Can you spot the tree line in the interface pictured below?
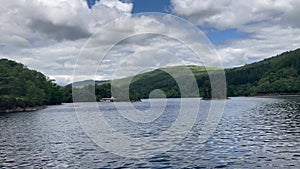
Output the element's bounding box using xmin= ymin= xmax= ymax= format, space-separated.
xmin=1 ymin=48 xmax=299 ymax=112
xmin=226 ymin=49 xmax=300 ymax=96
xmin=66 ymin=48 xmax=299 ymax=101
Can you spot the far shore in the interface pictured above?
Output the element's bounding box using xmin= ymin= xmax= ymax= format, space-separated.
xmin=1 ymin=94 xmax=299 ymax=113
xmin=0 ymin=106 xmax=46 ymax=114
xmin=249 ymin=93 xmax=300 ymax=98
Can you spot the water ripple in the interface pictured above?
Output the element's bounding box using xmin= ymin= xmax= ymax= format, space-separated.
xmin=0 ymin=97 xmax=299 ymax=168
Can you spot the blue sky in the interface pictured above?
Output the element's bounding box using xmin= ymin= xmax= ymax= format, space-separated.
xmin=86 ymin=0 xmax=249 ymax=46
xmin=131 ymin=0 xmax=171 ymax=13
xmin=88 ymin=0 xmax=171 ymax=13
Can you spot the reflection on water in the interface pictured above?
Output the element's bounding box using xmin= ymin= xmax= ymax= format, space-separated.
xmin=0 ymin=97 xmax=299 ymax=168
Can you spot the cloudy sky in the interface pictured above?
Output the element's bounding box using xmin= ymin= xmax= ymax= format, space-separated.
xmin=1 ymin=0 xmax=300 ymax=85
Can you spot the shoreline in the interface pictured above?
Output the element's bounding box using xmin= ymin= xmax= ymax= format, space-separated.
xmin=1 ymin=94 xmax=299 ymax=112
xmin=247 ymin=93 xmax=300 ymax=98
xmin=0 ymin=106 xmax=46 ymax=113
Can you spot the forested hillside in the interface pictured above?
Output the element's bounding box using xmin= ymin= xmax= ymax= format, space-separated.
xmin=65 ymin=48 xmax=300 ymax=100
xmin=128 ymin=65 xmax=213 ymax=98
xmin=109 ymin=48 xmax=300 ymax=98
xmin=0 ymin=59 xmax=62 ymax=112
xmin=226 ymin=49 xmax=300 ymax=96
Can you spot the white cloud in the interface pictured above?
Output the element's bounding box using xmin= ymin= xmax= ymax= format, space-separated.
xmin=0 ymin=0 xmax=133 ymax=84
xmin=171 ymin=0 xmax=297 ymax=30
xmin=0 ymin=0 xmax=133 ymax=43
xmin=218 ymin=24 xmax=300 ymax=67
xmin=171 ymin=0 xmax=300 ymax=67
xmin=1 ymin=0 xmax=299 ymax=85
xmin=75 ymin=14 xmax=216 ymax=83
xmin=100 ymin=0 xmax=133 ymax=13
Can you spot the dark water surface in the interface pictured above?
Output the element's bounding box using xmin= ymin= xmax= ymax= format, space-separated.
xmin=0 ymin=97 xmax=299 ymax=168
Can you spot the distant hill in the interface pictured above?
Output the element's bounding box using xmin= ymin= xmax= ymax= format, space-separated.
xmin=65 ymin=48 xmax=300 ymax=101
xmin=123 ymin=65 xmax=216 ymax=98
xmin=110 ymin=48 xmax=300 ymax=98
xmin=0 ymin=59 xmax=62 ymax=112
xmin=72 ymin=80 xmax=109 ymax=87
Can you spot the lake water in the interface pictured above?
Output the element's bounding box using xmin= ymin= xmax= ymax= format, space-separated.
xmin=0 ymin=97 xmax=299 ymax=168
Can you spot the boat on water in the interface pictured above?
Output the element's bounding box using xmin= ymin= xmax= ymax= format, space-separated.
xmin=100 ymin=97 xmax=116 ymax=102
xmin=99 ymin=96 xmax=142 ymax=102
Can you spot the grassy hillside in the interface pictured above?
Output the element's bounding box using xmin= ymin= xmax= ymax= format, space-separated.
xmin=106 ymin=65 xmax=222 ymax=99
xmin=63 ymin=48 xmax=300 ymax=101
xmin=128 ymin=65 xmax=210 ymax=98
xmin=108 ymin=49 xmax=300 ymax=98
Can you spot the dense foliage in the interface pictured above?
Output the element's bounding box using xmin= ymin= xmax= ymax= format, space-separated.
xmin=0 ymin=59 xmax=62 ymax=112
xmin=226 ymin=49 xmax=300 ymax=96
xmin=70 ymin=82 xmax=140 ymax=102
xmin=100 ymin=49 xmax=300 ymax=99
xmin=64 ymin=48 xmax=300 ymax=101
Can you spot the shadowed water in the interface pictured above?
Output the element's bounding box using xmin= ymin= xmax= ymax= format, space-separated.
xmin=0 ymin=97 xmax=299 ymax=168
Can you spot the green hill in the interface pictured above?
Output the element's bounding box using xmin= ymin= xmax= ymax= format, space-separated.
xmin=68 ymin=48 xmax=299 ymax=101
xmin=0 ymin=59 xmax=62 ymax=112
xmin=226 ymin=49 xmax=300 ymax=96
xmin=93 ymin=65 xmax=223 ymax=100
xmin=126 ymin=65 xmax=214 ymax=98
xmin=105 ymin=49 xmax=300 ymax=99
